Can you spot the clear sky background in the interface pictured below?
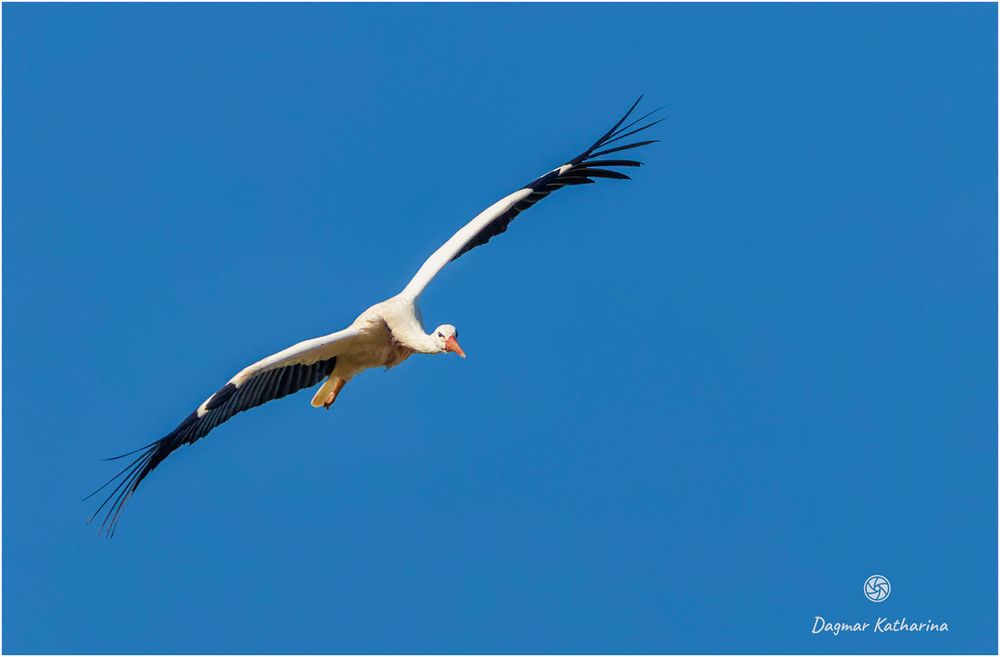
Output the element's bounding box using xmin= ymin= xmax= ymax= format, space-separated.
xmin=3 ymin=3 xmax=996 ymax=654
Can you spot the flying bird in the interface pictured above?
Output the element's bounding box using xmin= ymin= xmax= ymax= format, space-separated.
xmin=89 ymin=97 xmax=661 ymax=535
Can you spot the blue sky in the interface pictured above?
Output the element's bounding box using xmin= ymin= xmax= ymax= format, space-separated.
xmin=3 ymin=3 xmax=996 ymax=654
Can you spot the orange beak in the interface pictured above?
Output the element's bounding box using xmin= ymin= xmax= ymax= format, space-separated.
xmin=444 ymin=335 xmax=466 ymax=358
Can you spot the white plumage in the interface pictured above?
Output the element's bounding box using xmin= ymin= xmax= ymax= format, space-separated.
xmin=88 ymin=97 xmax=661 ymax=535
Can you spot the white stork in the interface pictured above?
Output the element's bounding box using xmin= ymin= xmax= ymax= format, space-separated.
xmin=89 ymin=97 xmax=661 ymax=535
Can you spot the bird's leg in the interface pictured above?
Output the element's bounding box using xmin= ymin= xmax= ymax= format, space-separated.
xmin=311 ymin=376 xmax=346 ymax=410
xmin=324 ymin=379 xmax=346 ymax=409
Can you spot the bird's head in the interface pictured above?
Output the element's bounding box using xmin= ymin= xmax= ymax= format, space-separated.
xmin=432 ymin=324 xmax=465 ymax=358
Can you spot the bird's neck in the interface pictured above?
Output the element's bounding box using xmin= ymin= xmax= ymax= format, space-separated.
xmin=388 ymin=320 xmax=441 ymax=354
xmin=407 ymin=332 xmax=442 ymax=355
xmin=380 ymin=296 xmax=442 ymax=354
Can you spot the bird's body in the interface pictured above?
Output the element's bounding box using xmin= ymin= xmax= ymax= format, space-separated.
xmin=306 ymin=296 xmax=441 ymax=407
xmin=330 ymin=300 xmax=420 ymax=376
xmin=89 ymin=98 xmax=661 ymax=535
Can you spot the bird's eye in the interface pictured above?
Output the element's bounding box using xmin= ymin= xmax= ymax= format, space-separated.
xmin=437 ymin=332 xmax=444 ymax=338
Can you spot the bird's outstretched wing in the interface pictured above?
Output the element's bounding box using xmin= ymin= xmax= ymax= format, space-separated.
xmin=87 ymin=327 xmax=363 ymax=536
xmin=400 ymin=97 xmax=661 ymax=299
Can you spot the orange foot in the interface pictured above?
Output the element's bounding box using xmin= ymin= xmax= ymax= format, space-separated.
xmin=312 ymin=376 xmax=347 ymax=409
xmin=323 ymin=378 xmax=347 ymax=410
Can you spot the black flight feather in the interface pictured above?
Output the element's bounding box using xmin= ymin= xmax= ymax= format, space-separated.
xmin=89 ymin=354 xmax=339 ymax=536
xmin=452 ymin=97 xmax=661 ymax=261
